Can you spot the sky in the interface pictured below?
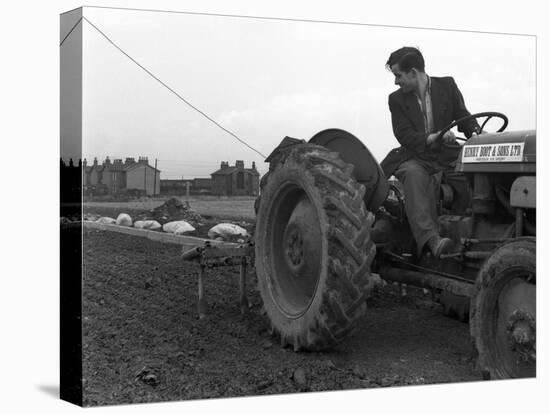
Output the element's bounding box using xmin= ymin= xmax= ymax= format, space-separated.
xmin=61 ymin=6 xmax=536 ymax=179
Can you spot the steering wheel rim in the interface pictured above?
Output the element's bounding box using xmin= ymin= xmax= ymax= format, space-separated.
xmin=438 ymin=111 xmax=508 ymax=145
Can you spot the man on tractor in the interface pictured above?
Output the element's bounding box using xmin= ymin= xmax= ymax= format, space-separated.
xmin=381 ymin=46 xmax=481 ymax=258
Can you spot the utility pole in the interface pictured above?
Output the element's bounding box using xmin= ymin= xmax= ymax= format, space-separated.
xmin=153 ymin=158 xmax=157 ymax=196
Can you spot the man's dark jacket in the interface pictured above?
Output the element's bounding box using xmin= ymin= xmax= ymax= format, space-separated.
xmin=381 ymin=76 xmax=480 ymax=177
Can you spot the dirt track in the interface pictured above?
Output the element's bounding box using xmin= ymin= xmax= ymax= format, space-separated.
xmin=82 ymin=228 xmax=481 ymax=406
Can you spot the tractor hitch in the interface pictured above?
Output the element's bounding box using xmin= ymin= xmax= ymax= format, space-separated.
xmin=181 ymin=241 xmax=255 ymax=319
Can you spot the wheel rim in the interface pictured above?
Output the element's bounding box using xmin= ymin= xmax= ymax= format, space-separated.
xmin=492 ymin=270 xmax=536 ymax=377
xmin=267 ymin=182 xmax=323 ymax=318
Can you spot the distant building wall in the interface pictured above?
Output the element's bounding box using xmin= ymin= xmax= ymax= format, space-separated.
xmin=101 ymin=165 xmax=112 ymax=192
xmin=183 ymin=178 xmax=210 ymax=195
xmin=127 ymin=164 xmax=160 ymax=196
xmin=211 ymin=175 xmax=227 ymax=195
xmin=193 ymin=178 xmax=213 ymax=190
xmin=89 ymin=168 xmax=100 ymax=186
xmin=160 ymin=179 xmax=192 ymax=195
xmin=210 ymin=160 xmax=259 ymax=196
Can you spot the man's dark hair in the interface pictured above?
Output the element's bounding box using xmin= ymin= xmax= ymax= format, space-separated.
xmin=386 ymin=47 xmax=425 ymax=72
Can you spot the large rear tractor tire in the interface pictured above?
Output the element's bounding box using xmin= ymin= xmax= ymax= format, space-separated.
xmin=470 ymin=238 xmax=536 ymax=379
xmin=255 ymin=144 xmax=376 ymax=351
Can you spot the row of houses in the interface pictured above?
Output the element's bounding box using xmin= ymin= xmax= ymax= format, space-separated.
xmin=83 ymin=157 xmax=260 ymax=197
xmin=84 ymin=156 xmax=160 ymax=196
xmin=160 ymin=160 xmax=260 ymax=196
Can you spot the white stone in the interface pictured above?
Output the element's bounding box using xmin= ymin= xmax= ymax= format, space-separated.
xmin=207 ymin=223 xmax=248 ymax=240
xmin=134 ymin=220 xmax=162 ymax=230
xmin=163 ymin=220 xmax=195 ymax=235
xmin=96 ymin=216 xmax=116 ymax=224
xmin=116 ymin=213 xmax=133 ymax=227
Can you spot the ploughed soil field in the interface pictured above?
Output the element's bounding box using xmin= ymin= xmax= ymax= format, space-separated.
xmin=82 ymin=227 xmax=481 ymax=407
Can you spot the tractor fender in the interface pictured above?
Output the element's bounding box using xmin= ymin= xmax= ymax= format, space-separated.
xmin=309 ymin=129 xmax=389 ymax=212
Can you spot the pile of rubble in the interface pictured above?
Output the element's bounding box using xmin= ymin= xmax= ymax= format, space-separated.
xmin=135 ymin=197 xmax=203 ymax=226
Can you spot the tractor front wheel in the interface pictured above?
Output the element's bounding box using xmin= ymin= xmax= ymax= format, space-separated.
xmin=470 ymin=238 xmax=536 ymax=379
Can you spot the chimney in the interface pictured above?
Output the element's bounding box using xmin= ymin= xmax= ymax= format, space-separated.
xmin=138 ymin=156 xmax=149 ymax=165
xmin=93 ymin=157 xmax=98 ymax=166
xmin=220 ymin=161 xmax=226 ymax=169
xmin=125 ymin=157 xmax=136 ymax=165
xmin=252 ymin=161 xmax=256 ymax=170
xmin=112 ymin=159 xmax=123 ymax=170
xmin=104 ymin=156 xmax=111 ymax=166
xmin=235 ymin=160 xmax=244 ymax=169
xmin=83 ymin=158 xmax=87 ymax=168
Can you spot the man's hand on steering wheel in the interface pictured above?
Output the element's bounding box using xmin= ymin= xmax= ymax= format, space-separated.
xmin=437 ymin=111 xmax=508 ymax=145
xmin=441 ymin=130 xmax=456 ymax=143
xmin=426 ymin=130 xmax=455 ymax=146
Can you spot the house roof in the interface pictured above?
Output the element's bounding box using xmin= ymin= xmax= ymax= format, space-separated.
xmin=211 ymin=167 xmax=259 ymax=176
xmin=109 ymin=163 xmax=127 ymax=171
xmin=87 ymin=159 xmax=160 ymax=174
xmin=211 ymin=166 xmax=238 ymax=175
xmin=90 ymin=165 xmax=105 ymax=173
xmin=125 ymin=163 xmax=161 ymax=173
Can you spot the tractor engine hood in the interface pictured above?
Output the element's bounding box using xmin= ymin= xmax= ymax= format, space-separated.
xmin=456 ymin=130 xmax=536 ymax=174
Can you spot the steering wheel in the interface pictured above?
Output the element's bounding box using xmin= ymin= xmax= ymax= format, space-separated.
xmin=437 ymin=111 xmax=508 ymax=145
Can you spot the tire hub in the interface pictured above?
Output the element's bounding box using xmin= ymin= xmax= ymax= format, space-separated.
xmin=284 ymin=225 xmax=305 ymax=270
xmin=496 ymin=276 xmax=536 ymax=373
xmin=269 ymin=187 xmax=323 ymax=316
xmin=507 ymin=310 xmax=536 ymax=363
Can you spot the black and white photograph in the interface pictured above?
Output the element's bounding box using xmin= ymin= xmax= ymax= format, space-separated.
xmin=60 ymin=4 xmax=539 ymax=406
xmin=4 ymin=1 xmax=549 ymax=413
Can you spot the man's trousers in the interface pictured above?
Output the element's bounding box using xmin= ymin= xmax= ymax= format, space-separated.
xmin=394 ymin=158 xmax=470 ymax=254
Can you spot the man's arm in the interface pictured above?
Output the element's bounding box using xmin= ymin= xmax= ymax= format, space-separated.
xmin=449 ymin=77 xmax=480 ymax=138
xmin=388 ymin=94 xmax=432 ymax=154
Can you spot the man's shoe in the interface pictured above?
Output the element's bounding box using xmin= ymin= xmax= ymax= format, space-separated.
xmin=427 ymin=236 xmax=454 ymax=258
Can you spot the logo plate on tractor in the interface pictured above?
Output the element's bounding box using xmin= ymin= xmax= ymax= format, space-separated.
xmin=461 ymin=142 xmax=524 ymax=163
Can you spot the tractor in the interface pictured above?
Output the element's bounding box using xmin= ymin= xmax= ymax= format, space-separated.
xmin=254 ymin=112 xmax=536 ymax=380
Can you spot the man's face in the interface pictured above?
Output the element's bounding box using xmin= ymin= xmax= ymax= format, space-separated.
xmin=390 ymin=64 xmax=417 ymax=93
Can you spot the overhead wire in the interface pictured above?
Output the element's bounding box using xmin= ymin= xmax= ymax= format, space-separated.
xmin=60 ymin=15 xmax=267 ymax=159
xmin=75 ymin=5 xmax=533 ymax=37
